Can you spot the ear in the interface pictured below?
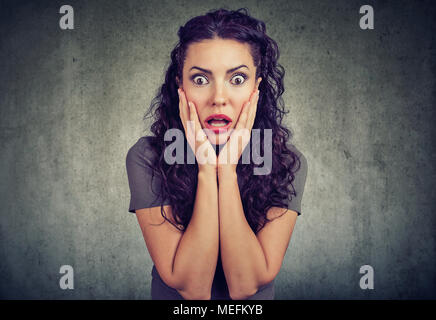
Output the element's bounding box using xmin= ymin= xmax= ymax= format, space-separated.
xmin=176 ymin=76 xmax=182 ymax=88
xmin=256 ymin=77 xmax=262 ymax=90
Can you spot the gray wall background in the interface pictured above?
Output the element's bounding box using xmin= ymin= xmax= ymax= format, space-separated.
xmin=1 ymin=0 xmax=435 ymax=299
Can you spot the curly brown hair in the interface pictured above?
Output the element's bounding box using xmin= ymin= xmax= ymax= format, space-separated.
xmin=143 ymin=7 xmax=301 ymax=233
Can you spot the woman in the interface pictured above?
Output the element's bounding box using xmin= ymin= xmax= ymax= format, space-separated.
xmin=126 ymin=8 xmax=307 ymax=300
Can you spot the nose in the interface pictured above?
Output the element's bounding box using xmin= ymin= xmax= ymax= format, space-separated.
xmin=211 ymin=83 xmax=227 ymax=107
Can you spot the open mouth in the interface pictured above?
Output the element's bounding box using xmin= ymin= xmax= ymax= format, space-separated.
xmin=204 ymin=114 xmax=232 ymax=133
xmin=207 ymin=119 xmax=230 ymax=127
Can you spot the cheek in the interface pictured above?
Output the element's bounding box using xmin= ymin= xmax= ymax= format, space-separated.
xmin=234 ymin=99 xmax=247 ymax=117
xmin=185 ymin=92 xmax=206 ymax=114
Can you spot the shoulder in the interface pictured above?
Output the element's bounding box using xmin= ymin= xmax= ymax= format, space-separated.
xmin=127 ymin=136 xmax=155 ymax=155
xmin=286 ymin=142 xmax=308 ymax=177
xmin=126 ymin=136 xmax=158 ymax=167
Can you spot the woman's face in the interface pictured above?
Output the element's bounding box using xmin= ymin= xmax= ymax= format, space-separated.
xmin=178 ymin=38 xmax=262 ymax=145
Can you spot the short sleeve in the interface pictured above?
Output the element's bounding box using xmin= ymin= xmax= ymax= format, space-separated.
xmin=286 ymin=145 xmax=308 ymax=216
xmin=126 ymin=137 xmax=170 ymax=213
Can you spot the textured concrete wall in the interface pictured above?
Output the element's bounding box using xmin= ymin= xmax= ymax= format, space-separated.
xmin=1 ymin=0 xmax=435 ymax=299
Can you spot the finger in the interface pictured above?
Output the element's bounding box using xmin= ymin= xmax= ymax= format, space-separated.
xmin=227 ymin=98 xmax=251 ymax=159
xmin=188 ymin=101 xmax=200 ymax=131
xmin=236 ymin=89 xmax=257 ymax=131
xmin=188 ymin=101 xmax=207 ymax=142
xmin=187 ymin=101 xmax=215 ymax=165
xmin=235 ymin=100 xmax=250 ymax=131
xmin=180 ymin=90 xmax=198 ymax=147
xmin=247 ymin=90 xmax=259 ymax=130
xmin=178 ymin=89 xmax=188 ymax=133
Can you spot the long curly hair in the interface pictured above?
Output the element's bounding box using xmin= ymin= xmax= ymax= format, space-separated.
xmin=143 ymin=7 xmax=301 ymax=233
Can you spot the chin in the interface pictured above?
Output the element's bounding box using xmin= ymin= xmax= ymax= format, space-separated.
xmin=206 ymin=131 xmax=231 ymax=145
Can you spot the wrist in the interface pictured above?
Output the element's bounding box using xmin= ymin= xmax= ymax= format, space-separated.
xmin=198 ymin=166 xmax=217 ymax=178
xmin=217 ymin=165 xmax=237 ymax=180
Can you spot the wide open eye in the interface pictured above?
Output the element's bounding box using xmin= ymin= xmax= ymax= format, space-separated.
xmin=191 ymin=75 xmax=209 ymax=86
xmin=231 ymin=73 xmax=247 ymax=85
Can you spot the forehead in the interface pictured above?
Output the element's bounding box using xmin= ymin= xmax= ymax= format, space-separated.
xmin=184 ymin=38 xmax=254 ymax=70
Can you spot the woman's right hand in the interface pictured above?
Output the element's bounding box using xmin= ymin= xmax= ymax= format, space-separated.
xmin=178 ymin=88 xmax=217 ymax=173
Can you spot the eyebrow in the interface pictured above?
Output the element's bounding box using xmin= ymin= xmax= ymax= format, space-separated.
xmin=189 ymin=64 xmax=249 ymax=74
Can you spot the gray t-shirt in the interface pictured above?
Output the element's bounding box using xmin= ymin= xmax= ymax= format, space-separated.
xmin=126 ymin=136 xmax=308 ymax=300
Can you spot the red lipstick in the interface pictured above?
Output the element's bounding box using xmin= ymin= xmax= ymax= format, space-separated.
xmin=204 ymin=114 xmax=232 ymax=133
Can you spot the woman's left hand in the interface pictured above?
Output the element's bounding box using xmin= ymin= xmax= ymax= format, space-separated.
xmin=217 ymin=87 xmax=260 ymax=173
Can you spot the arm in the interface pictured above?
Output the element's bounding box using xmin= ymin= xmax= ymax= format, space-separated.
xmin=217 ymin=167 xmax=298 ymax=300
xmin=136 ymin=168 xmax=219 ymax=300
